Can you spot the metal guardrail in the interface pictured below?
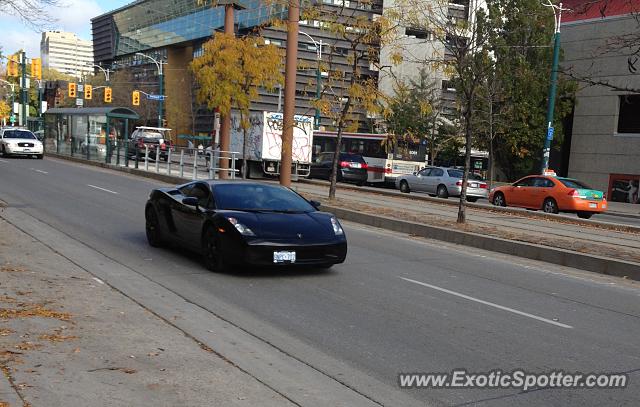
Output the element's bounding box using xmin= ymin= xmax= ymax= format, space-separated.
xmin=130 ymin=146 xmax=241 ymax=180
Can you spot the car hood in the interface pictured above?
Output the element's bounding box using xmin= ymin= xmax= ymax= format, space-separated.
xmin=219 ymin=210 xmax=339 ymax=241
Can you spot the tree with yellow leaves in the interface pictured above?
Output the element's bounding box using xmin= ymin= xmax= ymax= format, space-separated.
xmin=191 ymin=33 xmax=283 ymax=178
xmin=0 ymin=100 xmax=11 ymax=124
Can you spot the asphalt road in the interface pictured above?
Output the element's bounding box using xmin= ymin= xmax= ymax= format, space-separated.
xmin=1 ymin=156 xmax=639 ymax=406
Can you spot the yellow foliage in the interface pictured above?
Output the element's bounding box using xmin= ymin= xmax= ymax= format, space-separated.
xmin=0 ymin=101 xmax=11 ymax=120
xmin=191 ymin=33 xmax=284 ymax=126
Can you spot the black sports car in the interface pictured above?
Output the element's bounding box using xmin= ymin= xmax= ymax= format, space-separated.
xmin=145 ymin=180 xmax=348 ymax=271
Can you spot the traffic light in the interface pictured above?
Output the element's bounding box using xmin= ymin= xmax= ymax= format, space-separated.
xmin=68 ymin=82 xmax=77 ymax=98
xmin=132 ymin=90 xmax=140 ymax=106
xmin=104 ymin=87 xmax=112 ymax=103
xmin=31 ymin=58 xmax=42 ymax=80
xmin=84 ymin=84 xmax=92 ymax=100
xmin=7 ymin=55 xmax=19 ymax=77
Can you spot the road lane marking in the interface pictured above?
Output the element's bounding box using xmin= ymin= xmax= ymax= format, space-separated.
xmin=0 ymin=159 xmax=8 ymax=163
xmin=92 ymin=277 xmax=105 ymax=285
xmin=30 ymin=168 xmax=48 ymax=174
xmin=400 ymin=277 xmax=573 ymax=329
xmin=87 ymin=184 xmax=118 ymax=194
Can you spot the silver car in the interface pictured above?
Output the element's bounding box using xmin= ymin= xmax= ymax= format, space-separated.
xmin=396 ymin=166 xmax=488 ymax=202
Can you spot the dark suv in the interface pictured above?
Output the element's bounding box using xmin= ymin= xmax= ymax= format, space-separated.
xmin=310 ymin=152 xmax=368 ymax=186
xmin=128 ymin=127 xmax=172 ymax=161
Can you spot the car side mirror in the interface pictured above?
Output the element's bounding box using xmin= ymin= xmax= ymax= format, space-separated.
xmin=182 ymin=197 xmax=199 ymax=207
xmin=309 ymin=200 xmax=321 ymax=209
xmin=412 ymin=171 xmax=417 ymax=176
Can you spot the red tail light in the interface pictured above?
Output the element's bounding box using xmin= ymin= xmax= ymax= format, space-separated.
xmin=361 ymin=163 xmax=368 ymax=169
xmin=456 ymin=181 xmax=463 ymax=186
xmin=160 ymin=142 xmax=167 ymax=150
xmin=340 ymin=161 xmax=350 ymax=168
xmin=137 ymin=139 xmax=145 ymax=147
xmin=480 ymin=183 xmax=488 ymax=189
xmin=568 ymin=189 xmax=579 ymax=197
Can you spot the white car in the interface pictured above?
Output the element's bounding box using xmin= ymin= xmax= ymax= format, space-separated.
xmin=0 ymin=128 xmax=44 ymax=159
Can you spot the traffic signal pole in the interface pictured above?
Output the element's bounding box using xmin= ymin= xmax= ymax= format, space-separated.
xmin=21 ymin=51 xmax=27 ymax=127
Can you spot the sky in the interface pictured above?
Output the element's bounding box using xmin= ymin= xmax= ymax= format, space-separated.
xmin=0 ymin=0 xmax=131 ymax=58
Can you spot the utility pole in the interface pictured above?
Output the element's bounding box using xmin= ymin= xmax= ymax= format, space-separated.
xmin=280 ymin=0 xmax=300 ymax=187
xmin=21 ymin=51 xmax=27 ymax=127
xmin=540 ymin=1 xmax=569 ymax=173
xmin=216 ymin=0 xmax=246 ymax=179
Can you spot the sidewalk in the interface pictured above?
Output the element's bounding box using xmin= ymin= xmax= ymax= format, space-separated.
xmin=0 ymin=217 xmax=293 ymax=407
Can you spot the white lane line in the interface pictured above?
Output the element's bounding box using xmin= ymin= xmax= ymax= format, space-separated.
xmin=92 ymin=277 xmax=105 ymax=285
xmin=87 ymin=184 xmax=118 ymax=195
xmin=0 ymin=159 xmax=8 ymax=163
xmin=30 ymin=168 xmax=48 ymax=174
xmin=400 ymin=277 xmax=573 ymax=329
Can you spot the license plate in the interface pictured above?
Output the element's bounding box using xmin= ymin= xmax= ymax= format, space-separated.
xmin=470 ymin=183 xmax=478 ymax=188
xmin=350 ymin=162 xmax=362 ymax=168
xmin=273 ymin=251 xmax=296 ymax=263
xmin=589 ymin=203 xmax=597 ymax=208
xmin=23 ymin=149 xmax=30 ymax=152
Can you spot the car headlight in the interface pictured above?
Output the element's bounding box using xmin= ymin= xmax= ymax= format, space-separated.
xmin=331 ymin=217 xmax=344 ymax=235
xmin=227 ymin=217 xmax=255 ymax=236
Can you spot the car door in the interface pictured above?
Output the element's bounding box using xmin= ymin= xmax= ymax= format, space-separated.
xmin=411 ymin=168 xmax=432 ymax=192
xmin=508 ymin=177 xmax=535 ymax=207
xmin=425 ymin=167 xmax=444 ymax=194
xmin=529 ymin=177 xmax=553 ymax=209
xmin=174 ymin=182 xmax=212 ymax=246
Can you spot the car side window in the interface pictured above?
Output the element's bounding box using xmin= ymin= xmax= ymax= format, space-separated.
xmin=514 ymin=178 xmax=534 ymax=187
xmin=543 ymin=178 xmax=555 ymax=188
xmin=430 ymin=168 xmax=444 ymax=177
xmin=189 ymin=183 xmax=212 ymax=208
xmin=178 ymin=184 xmax=193 ymax=196
xmin=418 ymin=168 xmax=431 ymax=176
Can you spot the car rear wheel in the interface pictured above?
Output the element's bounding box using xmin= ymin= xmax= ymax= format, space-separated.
xmin=399 ymin=180 xmax=410 ymax=193
xmin=202 ymin=226 xmax=226 ymax=272
xmin=36 ymin=154 xmax=43 ymax=160
xmin=437 ymin=185 xmax=449 ymax=199
xmin=466 ymin=197 xmax=478 ymax=203
xmin=577 ymin=212 xmax=594 ymax=219
xmin=493 ymin=192 xmax=506 ymax=207
xmin=542 ymin=198 xmax=559 ymax=214
xmin=145 ymin=207 xmax=163 ymax=247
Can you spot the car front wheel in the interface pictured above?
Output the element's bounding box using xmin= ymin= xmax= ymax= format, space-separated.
xmin=202 ymin=226 xmax=226 ymax=272
xmin=493 ymin=192 xmax=506 ymax=207
xmin=145 ymin=207 xmax=163 ymax=247
xmin=399 ymin=180 xmax=410 ymax=193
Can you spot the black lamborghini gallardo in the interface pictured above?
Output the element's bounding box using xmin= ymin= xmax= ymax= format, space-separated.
xmin=145 ymin=180 xmax=348 ymax=271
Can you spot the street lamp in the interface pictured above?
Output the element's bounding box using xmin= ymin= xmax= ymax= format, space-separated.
xmin=135 ymin=52 xmax=166 ymax=127
xmin=299 ymin=30 xmax=323 ymax=130
xmin=88 ymin=64 xmax=111 ymax=84
xmin=540 ymin=1 xmax=570 ymax=173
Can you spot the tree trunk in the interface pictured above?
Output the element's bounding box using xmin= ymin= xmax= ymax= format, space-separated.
xmin=457 ymin=97 xmax=474 ymax=224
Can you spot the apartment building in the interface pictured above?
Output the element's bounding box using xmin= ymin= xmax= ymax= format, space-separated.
xmin=40 ymin=31 xmax=94 ymax=78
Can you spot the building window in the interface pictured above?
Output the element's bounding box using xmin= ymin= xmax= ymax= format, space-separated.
xmin=405 ymin=28 xmax=432 ymax=40
xmin=617 ymin=95 xmax=640 ymax=134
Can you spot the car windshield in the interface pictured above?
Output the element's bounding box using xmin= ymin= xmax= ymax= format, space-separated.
xmin=214 ymin=184 xmax=316 ymax=213
xmin=3 ymin=130 xmax=36 ymax=139
xmin=558 ymin=178 xmax=593 ymax=190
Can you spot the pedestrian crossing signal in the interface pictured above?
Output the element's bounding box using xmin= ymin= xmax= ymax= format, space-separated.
xmin=104 ymin=87 xmax=112 ymax=103
xmin=132 ymin=90 xmax=140 ymax=106
xmin=68 ymin=82 xmax=77 ymax=98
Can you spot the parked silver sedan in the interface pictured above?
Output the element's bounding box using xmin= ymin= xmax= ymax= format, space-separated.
xmin=395 ymin=166 xmax=489 ymax=202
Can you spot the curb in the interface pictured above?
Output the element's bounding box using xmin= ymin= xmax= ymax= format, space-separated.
xmin=300 ymin=179 xmax=640 ymax=233
xmin=46 ymin=153 xmax=640 ymax=281
xmin=323 ymin=205 xmax=640 ymax=282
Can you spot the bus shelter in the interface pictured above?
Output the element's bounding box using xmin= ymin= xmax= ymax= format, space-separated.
xmin=44 ymin=107 xmax=140 ymax=165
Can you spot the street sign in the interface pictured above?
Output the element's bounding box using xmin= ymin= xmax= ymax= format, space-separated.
xmin=76 ymin=98 xmax=83 ymax=107
xmin=9 ymin=115 xmax=16 ymax=124
xmin=13 ymin=102 xmax=19 ymax=114
xmin=146 ymin=94 xmax=166 ymax=101
xmin=41 ymin=101 xmax=48 ymax=113
xmin=546 ymin=127 xmax=555 ymax=141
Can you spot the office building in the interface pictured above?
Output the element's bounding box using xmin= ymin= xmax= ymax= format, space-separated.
xmin=40 ymin=31 xmax=94 ymax=78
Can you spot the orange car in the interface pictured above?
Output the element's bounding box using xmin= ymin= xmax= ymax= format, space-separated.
xmin=488 ymin=175 xmax=607 ymax=219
